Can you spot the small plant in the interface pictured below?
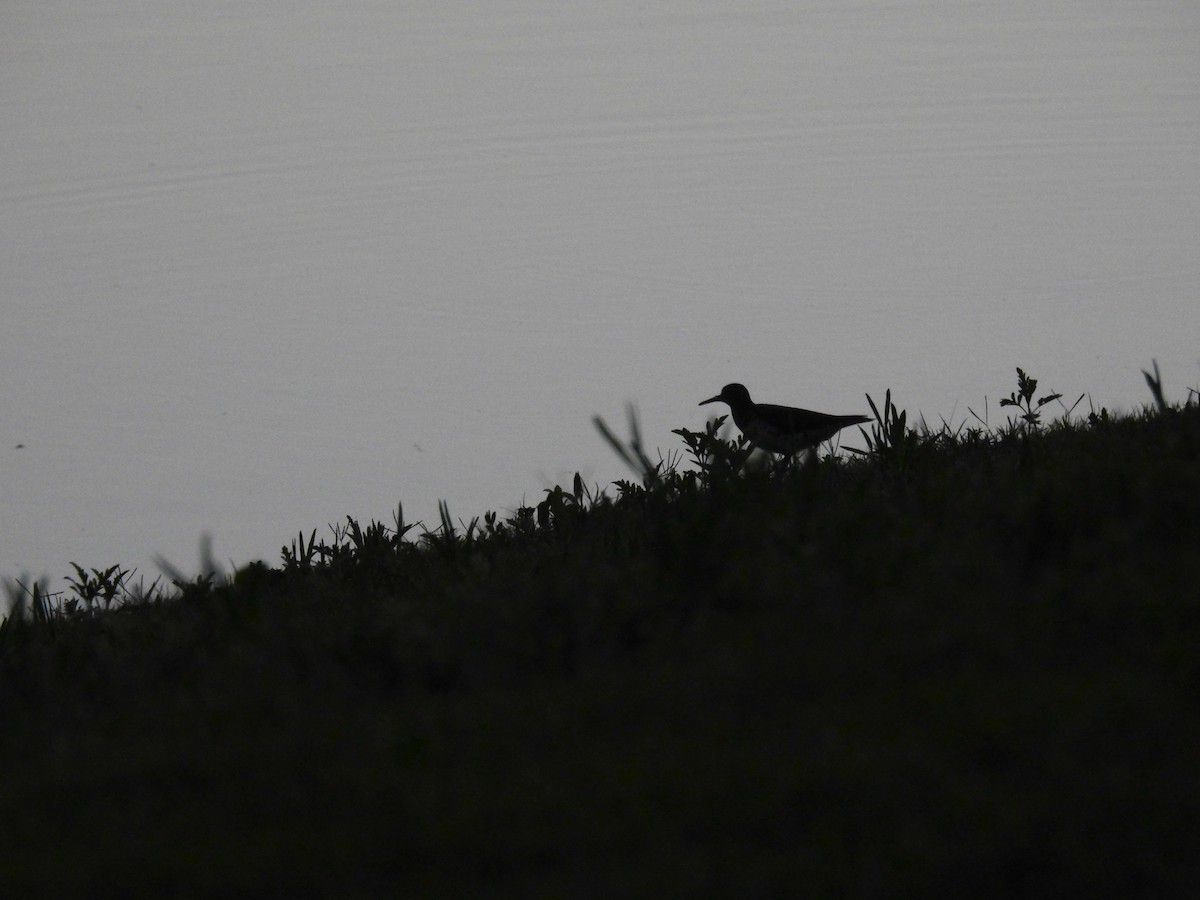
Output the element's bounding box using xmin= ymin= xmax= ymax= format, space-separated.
xmin=343 ymin=511 xmax=416 ymax=562
xmin=509 ymin=504 xmax=538 ymax=537
xmin=282 ymin=529 xmax=321 ymax=572
xmin=537 ymin=473 xmax=604 ymax=531
xmin=999 ymin=367 xmax=1062 ymax=431
xmin=1141 ymin=361 xmax=1200 ymax=413
xmin=861 ymin=389 xmax=907 ymax=451
xmin=421 ymin=500 xmax=470 ymax=561
xmin=0 ymin=577 xmax=57 ymax=630
xmin=1143 ymin=359 xmax=1168 ymax=412
xmin=63 ymin=563 xmax=133 ymax=616
xmin=171 ymin=572 xmax=218 ymax=604
xmin=858 ymin=389 xmax=923 ymax=469
xmin=672 ymin=414 xmax=753 ymax=486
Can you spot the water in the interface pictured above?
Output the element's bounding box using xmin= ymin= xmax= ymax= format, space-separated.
xmin=3 ymin=1 xmax=1198 ymax=585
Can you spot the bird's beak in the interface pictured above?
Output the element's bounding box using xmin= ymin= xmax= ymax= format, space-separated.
xmin=699 ymin=394 xmax=722 ymax=406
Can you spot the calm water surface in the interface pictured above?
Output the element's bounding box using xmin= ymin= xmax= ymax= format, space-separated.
xmin=2 ymin=1 xmax=1198 ymax=586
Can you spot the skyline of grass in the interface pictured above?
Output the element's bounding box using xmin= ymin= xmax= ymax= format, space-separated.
xmin=2 ymin=363 xmax=1198 ymax=896
xmin=5 ymin=363 xmax=1194 ymax=611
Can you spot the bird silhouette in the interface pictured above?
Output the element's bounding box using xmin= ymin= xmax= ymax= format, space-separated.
xmin=700 ymin=383 xmax=868 ymax=455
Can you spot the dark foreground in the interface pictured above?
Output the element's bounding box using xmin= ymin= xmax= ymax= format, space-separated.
xmin=2 ymin=396 xmax=1198 ymax=898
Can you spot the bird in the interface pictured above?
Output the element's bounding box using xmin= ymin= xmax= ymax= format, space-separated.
xmin=699 ymin=383 xmax=869 ymax=455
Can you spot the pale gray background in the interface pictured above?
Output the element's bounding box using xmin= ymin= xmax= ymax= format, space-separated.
xmin=3 ymin=1 xmax=1198 ymax=583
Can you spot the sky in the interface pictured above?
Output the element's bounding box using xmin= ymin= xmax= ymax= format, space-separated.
xmin=3 ymin=0 xmax=1198 ymax=586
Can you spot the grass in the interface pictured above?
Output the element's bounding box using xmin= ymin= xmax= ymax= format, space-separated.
xmin=2 ymin=366 xmax=1199 ymax=898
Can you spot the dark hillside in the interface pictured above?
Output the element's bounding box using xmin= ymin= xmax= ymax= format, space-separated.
xmin=2 ymin=382 xmax=1199 ymax=898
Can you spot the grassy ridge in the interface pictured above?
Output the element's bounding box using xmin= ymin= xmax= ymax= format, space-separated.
xmin=2 ymin=373 xmax=1199 ymax=897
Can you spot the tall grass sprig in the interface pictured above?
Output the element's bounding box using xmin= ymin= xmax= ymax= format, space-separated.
xmin=999 ymin=367 xmax=1062 ymax=431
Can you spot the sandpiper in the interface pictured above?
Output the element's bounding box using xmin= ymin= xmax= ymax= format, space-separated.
xmin=700 ymin=383 xmax=869 ymax=455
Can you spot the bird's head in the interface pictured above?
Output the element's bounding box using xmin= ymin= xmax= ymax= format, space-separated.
xmin=699 ymin=383 xmax=752 ymax=408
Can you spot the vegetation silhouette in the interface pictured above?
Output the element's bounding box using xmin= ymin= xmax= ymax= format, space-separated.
xmin=2 ymin=364 xmax=1199 ymax=897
